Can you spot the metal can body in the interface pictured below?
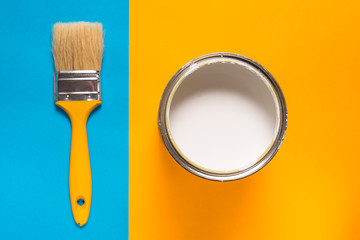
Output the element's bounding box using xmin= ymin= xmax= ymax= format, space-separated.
xmin=159 ymin=53 xmax=287 ymax=181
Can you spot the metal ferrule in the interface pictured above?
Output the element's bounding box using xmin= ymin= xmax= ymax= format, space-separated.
xmin=54 ymin=70 xmax=101 ymax=101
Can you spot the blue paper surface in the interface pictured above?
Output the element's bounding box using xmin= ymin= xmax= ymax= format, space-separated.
xmin=0 ymin=0 xmax=128 ymax=239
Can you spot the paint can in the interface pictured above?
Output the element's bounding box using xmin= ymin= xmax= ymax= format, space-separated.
xmin=158 ymin=53 xmax=287 ymax=181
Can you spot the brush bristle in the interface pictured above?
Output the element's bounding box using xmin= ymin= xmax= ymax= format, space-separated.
xmin=52 ymin=22 xmax=104 ymax=71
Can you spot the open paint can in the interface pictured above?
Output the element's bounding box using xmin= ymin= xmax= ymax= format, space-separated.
xmin=158 ymin=53 xmax=287 ymax=181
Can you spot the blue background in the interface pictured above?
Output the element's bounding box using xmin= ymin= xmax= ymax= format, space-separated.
xmin=0 ymin=0 xmax=128 ymax=239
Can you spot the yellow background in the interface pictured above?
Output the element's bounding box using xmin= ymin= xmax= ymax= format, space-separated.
xmin=130 ymin=0 xmax=360 ymax=239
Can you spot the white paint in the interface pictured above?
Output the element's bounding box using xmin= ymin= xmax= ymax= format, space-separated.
xmin=168 ymin=58 xmax=280 ymax=172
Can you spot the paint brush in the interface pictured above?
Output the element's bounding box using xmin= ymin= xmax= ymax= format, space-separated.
xmin=52 ymin=22 xmax=104 ymax=226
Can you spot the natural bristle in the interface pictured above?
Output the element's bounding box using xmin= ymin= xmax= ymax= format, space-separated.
xmin=52 ymin=22 xmax=104 ymax=71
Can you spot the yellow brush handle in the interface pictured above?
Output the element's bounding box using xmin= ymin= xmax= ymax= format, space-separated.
xmin=56 ymin=100 xmax=101 ymax=226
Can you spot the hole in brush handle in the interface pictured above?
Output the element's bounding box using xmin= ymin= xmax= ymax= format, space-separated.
xmin=77 ymin=198 xmax=85 ymax=206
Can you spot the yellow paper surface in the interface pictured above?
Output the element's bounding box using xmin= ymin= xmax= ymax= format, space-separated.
xmin=130 ymin=0 xmax=360 ymax=239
